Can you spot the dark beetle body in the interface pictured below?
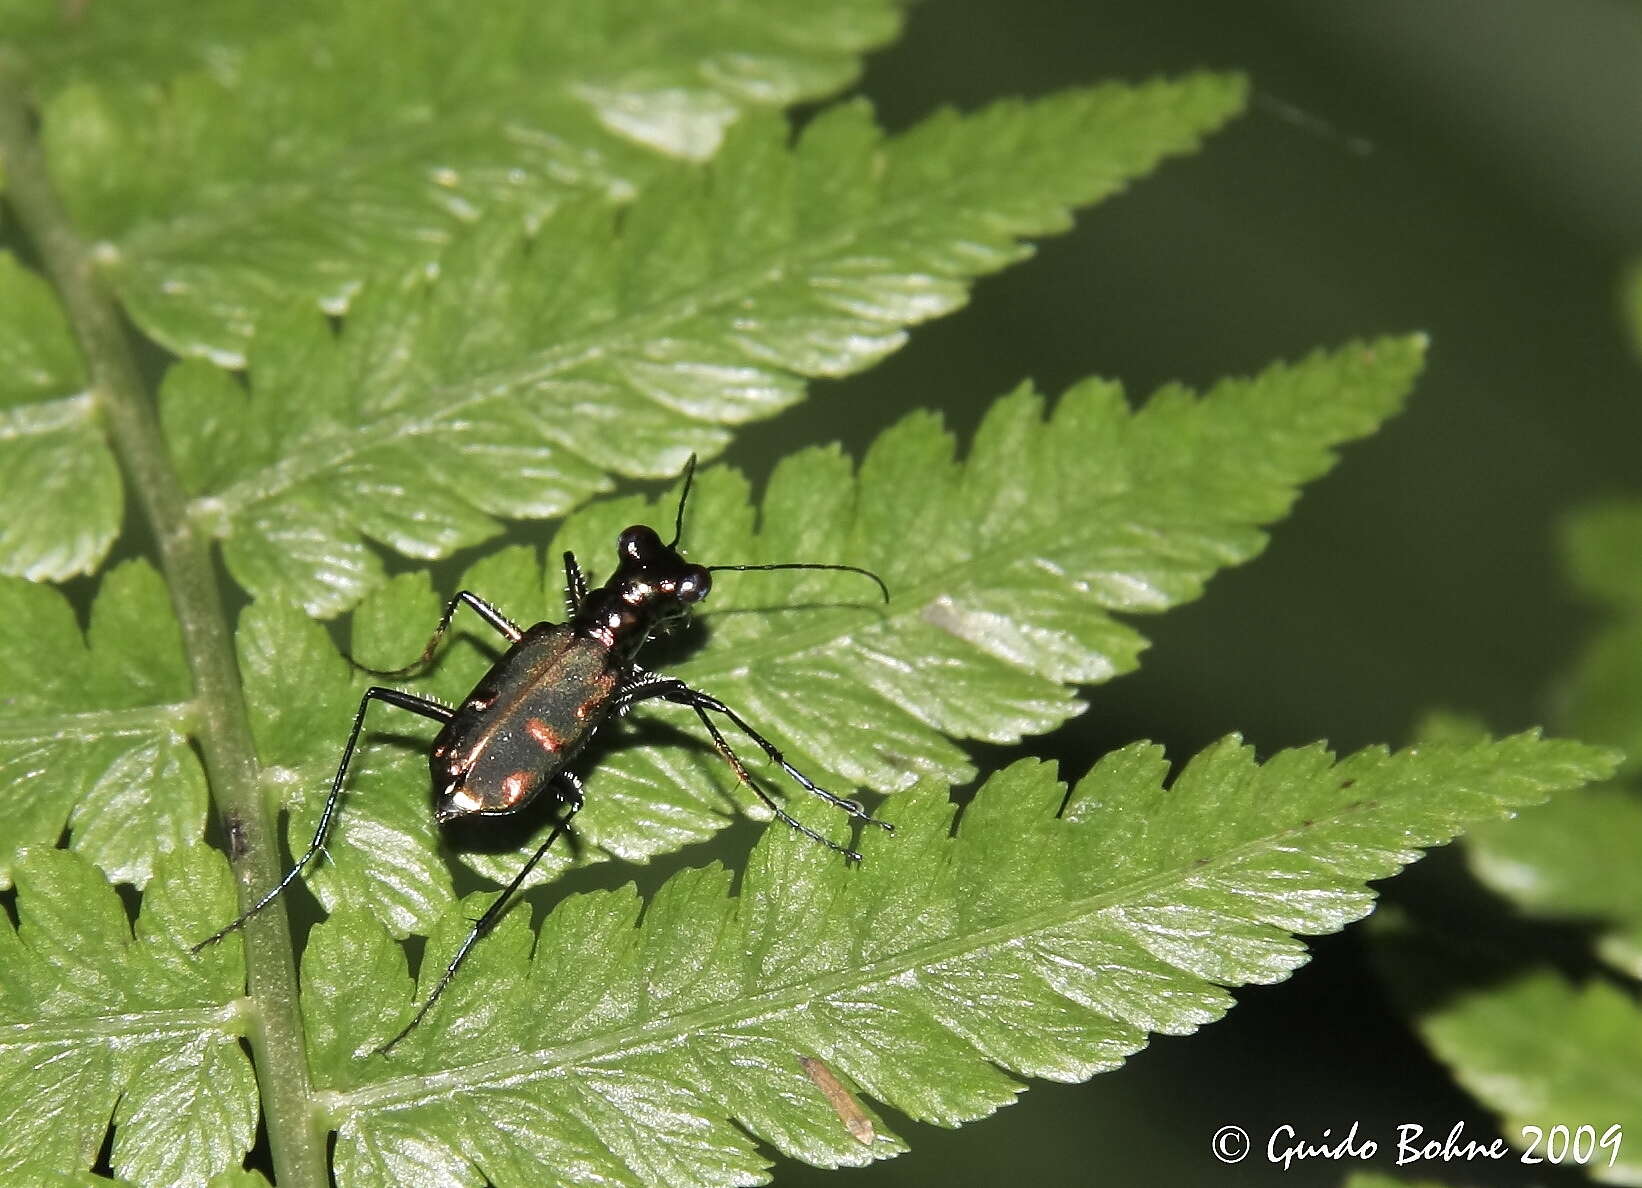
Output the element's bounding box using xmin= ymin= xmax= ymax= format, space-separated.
xmin=431 ymin=624 xmax=619 ymax=822
xmin=426 ymin=521 xmax=709 ymax=825
xmin=196 ymin=456 xmax=890 ymax=1053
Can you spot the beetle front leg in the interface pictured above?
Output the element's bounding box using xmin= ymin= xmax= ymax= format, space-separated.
xmin=563 ymin=551 xmax=589 ymax=617
xmin=351 ymin=591 xmax=524 ymax=679
xmin=193 ymin=686 xmax=454 ymax=951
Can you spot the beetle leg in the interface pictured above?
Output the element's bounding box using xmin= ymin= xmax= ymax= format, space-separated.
xmin=193 ymin=687 xmax=454 ymax=952
xmin=563 ymin=550 xmax=589 ymax=616
xmin=620 ymin=677 xmax=890 ymax=855
xmin=610 ymin=667 xmax=673 ymax=714
xmin=351 ymin=591 xmax=524 ymax=679
xmin=379 ymin=772 xmax=584 ymax=1055
xmin=689 ymin=689 xmax=892 ymax=832
xmin=688 ymin=703 xmax=863 ymax=861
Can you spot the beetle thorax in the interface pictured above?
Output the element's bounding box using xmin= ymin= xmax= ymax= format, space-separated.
xmin=571 ymin=523 xmax=711 ymax=656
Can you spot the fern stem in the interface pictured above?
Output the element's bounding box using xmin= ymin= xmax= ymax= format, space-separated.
xmin=0 ymin=67 xmax=330 ymax=1188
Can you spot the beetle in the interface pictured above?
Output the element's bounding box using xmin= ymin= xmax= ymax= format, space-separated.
xmin=196 ymin=456 xmax=891 ymax=1050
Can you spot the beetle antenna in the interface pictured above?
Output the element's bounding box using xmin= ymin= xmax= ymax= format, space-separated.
xmin=669 ymin=454 xmax=698 ymax=549
xmin=707 ymin=562 xmax=890 ymax=603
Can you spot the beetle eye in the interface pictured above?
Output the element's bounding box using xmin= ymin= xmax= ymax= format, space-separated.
xmin=618 ymin=525 xmax=660 ymax=564
xmin=676 ymin=565 xmax=711 ymax=603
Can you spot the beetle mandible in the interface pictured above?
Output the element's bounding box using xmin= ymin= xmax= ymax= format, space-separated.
xmin=197 ymin=456 xmax=891 ymax=1050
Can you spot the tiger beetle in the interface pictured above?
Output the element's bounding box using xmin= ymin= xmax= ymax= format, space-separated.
xmin=195 ymin=456 xmax=891 ymax=1052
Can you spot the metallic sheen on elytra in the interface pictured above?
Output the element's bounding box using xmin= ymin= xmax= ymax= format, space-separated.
xmin=431 ymin=626 xmax=616 ymax=821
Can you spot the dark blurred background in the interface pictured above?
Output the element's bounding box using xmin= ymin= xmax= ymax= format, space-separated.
xmin=736 ymin=1 xmax=1642 ymax=1184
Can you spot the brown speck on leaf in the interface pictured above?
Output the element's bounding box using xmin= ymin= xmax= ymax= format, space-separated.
xmin=799 ymin=1055 xmax=875 ymax=1145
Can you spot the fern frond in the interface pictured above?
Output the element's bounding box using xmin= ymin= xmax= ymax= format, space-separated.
xmin=29 ymin=0 xmax=908 ymax=363
xmin=0 ymin=562 xmax=205 ymax=887
xmin=157 ymin=79 xmax=1248 ymax=615
xmin=0 ymin=846 xmax=249 ymax=1186
xmin=250 ymin=338 xmax=1423 ymax=929
xmin=301 ymin=733 xmax=1611 ymax=1187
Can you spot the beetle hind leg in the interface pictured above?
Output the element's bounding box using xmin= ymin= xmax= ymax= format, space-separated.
xmin=192 ymin=686 xmax=453 ymax=952
xmin=378 ymin=772 xmax=584 ymax=1055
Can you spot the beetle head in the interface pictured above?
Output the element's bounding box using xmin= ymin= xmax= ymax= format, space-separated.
xmin=614 ymin=524 xmax=712 ymax=615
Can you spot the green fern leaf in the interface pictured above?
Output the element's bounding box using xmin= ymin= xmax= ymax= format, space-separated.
xmin=1466 ymin=500 xmax=1642 ymax=976
xmin=0 ymin=1165 xmax=263 ymax=1187
xmin=28 ymin=0 xmax=907 ymax=363
xmin=0 ymin=560 xmax=206 ymax=888
xmin=0 ymin=845 xmax=250 ymax=1187
xmin=0 ymin=251 xmax=121 ymax=581
xmin=241 ymin=338 xmax=1423 ymax=931
xmin=1392 ymin=961 xmax=1642 ymax=1186
xmin=302 ymin=733 xmax=1610 ymax=1186
xmin=157 ymin=78 xmax=1247 ymax=615
xmin=0 ymin=0 xmax=328 ymax=94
